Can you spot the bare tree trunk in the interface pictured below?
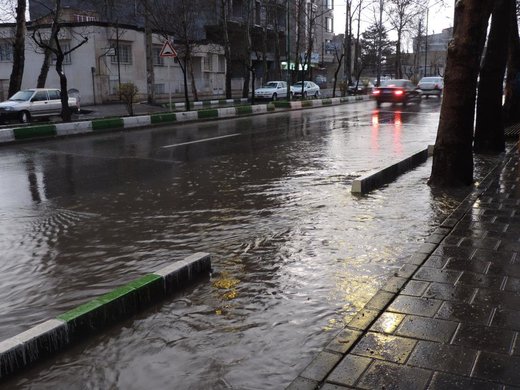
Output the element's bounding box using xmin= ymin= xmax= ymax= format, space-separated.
xmin=8 ymin=0 xmax=26 ymax=98
xmin=429 ymin=0 xmax=493 ymax=187
xmin=187 ymin=51 xmax=198 ymax=101
xmin=221 ymin=0 xmax=232 ymax=98
xmin=145 ymin=12 xmax=155 ymax=104
xmin=395 ymin=30 xmax=402 ymax=78
xmin=503 ymin=6 xmax=520 ymax=126
xmin=36 ymin=0 xmax=61 ymax=88
xmin=474 ymin=0 xmax=513 ymax=154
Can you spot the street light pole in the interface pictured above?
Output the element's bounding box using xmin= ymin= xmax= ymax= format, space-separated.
xmin=286 ymin=0 xmax=291 ymax=100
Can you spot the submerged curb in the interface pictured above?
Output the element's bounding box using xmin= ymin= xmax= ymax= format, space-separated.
xmin=0 ymin=252 xmax=211 ymax=380
xmin=351 ymin=146 xmax=433 ymax=194
xmin=0 ymin=96 xmax=371 ymax=145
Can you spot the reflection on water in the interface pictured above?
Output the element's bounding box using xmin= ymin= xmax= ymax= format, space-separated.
xmin=0 ymin=105 xmax=500 ymax=388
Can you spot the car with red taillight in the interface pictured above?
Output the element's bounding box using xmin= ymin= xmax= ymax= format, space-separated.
xmin=372 ymin=79 xmax=421 ymax=108
xmin=418 ymin=76 xmax=443 ymax=98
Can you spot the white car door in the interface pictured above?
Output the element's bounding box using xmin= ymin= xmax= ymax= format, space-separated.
xmin=30 ymin=90 xmax=50 ymax=117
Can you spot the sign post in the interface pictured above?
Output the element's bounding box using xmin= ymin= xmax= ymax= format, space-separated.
xmin=159 ymin=40 xmax=178 ymax=110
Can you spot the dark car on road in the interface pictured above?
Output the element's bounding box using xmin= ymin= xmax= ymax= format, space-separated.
xmin=372 ymin=79 xmax=421 ymax=108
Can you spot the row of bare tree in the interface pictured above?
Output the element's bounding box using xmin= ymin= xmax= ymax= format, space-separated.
xmin=5 ymin=0 xmax=334 ymax=113
xmin=430 ymin=0 xmax=520 ymax=187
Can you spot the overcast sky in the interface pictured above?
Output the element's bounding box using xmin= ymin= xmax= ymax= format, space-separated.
xmin=333 ymin=1 xmax=454 ymax=37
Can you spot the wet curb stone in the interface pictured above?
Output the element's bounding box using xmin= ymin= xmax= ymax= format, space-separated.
xmin=351 ymin=146 xmax=433 ymax=194
xmin=287 ymin=143 xmax=517 ymax=389
xmin=0 ymin=252 xmax=211 ymax=380
xmin=0 ymin=96 xmax=370 ymax=146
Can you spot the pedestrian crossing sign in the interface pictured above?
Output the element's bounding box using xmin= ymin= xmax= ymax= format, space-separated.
xmin=160 ymin=41 xmax=177 ymax=58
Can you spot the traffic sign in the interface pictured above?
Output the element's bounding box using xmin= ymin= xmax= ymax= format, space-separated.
xmin=160 ymin=40 xmax=177 ymax=58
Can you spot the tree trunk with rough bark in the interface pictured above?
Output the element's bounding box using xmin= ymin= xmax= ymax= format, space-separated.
xmin=8 ymin=0 xmax=26 ymax=98
xmin=145 ymin=13 xmax=155 ymax=104
xmin=503 ymin=7 xmax=520 ymax=126
xmin=36 ymin=0 xmax=60 ymax=88
xmin=429 ymin=0 xmax=493 ymax=187
xmin=474 ymin=0 xmax=513 ymax=154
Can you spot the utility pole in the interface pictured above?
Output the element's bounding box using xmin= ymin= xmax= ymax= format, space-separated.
xmin=424 ymin=8 xmax=429 ymax=76
xmin=286 ymin=0 xmax=291 ymax=100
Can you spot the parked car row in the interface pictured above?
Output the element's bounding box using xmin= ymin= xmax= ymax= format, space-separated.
xmin=254 ymin=80 xmax=321 ymax=101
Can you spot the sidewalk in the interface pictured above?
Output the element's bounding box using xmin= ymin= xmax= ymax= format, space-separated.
xmin=289 ymin=143 xmax=520 ymax=389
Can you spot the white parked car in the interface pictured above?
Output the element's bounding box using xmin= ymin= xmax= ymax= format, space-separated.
xmin=0 ymin=88 xmax=79 ymax=123
xmin=254 ymin=81 xmax=291 ymax=101
xmin=291 ymin=81 xmax=321 ymax=99
xmin=418 ymin=76 xmax=444 ymax=98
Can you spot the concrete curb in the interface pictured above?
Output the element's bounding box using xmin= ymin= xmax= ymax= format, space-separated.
xmin=0 ymin=252 xmax=211 ymax=380
xmin=351 ymin=146 xmax=433 ymax=194
xmin=0 ymin=96 xmax=372 ymax=146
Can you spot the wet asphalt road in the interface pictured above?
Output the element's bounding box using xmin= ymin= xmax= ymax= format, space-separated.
xmin=0 ymin=99 xmax=461 ymax=388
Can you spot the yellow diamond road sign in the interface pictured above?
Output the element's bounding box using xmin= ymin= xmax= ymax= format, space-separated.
xmin=160 ymin=41 xmax=177 ymax=58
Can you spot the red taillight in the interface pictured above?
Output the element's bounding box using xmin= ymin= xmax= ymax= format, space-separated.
xmin=373 ymin=89 xmax=381 ymax=95
xmin=394 ymin=89 xmax=404 ymax=96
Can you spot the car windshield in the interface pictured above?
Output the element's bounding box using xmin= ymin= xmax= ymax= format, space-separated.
xmin=264 ymin=82 xmax=279 ymax=88
xmin=9 ymin=90 xmax=34 ymax=102
xmin=380 ymin=80 xmax=406 ymax=87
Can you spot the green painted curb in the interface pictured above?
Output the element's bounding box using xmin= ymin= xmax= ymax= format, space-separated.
xmin=267 ymin=103 xmax=275 ymax=111
xmin=14 ymin=124 xmax=57 ymax=140
xmin=236 ymin=105 xmax=253 ymax=115
xmin=273 ymin=101 xmax=290 ymax=108
xmin=92 ymin=118 xmax=124 ymax=131
xmin=302 ymin=100 xmax=313 ymax=108
xmin=151 ymin=112 xmax=177 ymax=124
xmin=197 ymin=109 xmax=219 ymax=119
xmin=322 ymin=99 xmax=333 ymax=105
xmin=56 ymin=299 xmax=104 ymax=323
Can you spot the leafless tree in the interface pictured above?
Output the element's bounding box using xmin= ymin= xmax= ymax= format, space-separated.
xmin=474 ymin=0 xmax=514 ymax=154
xmin=32 ymin=0 xmax=88 ymax=121
xmin=429 ymin=0 xmax=494 ymax=187
xmin=386 ymin=0 xmax=421 ymax=79
xmin=8 ymin=0 xmax=26 ymax=97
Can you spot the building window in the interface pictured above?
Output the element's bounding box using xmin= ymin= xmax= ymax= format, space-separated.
xmin=152 ymin=46 xmax=164 ymax=66
xmin=0 ymin=41 xmax=13 ymax=62
xmin=111 ymin=43 xmax=132 ymax=65
xmin=51 ymin=42 xmax=72 ymax=65
xmin=255 ymin=1 xmax=261 ymax=25
xmin=325 ymin=17 xmax=333 ymax=32
xmin=233 ymin=0 xmax=243 ymax=18
xmin=154 ymin=84 xmax=165 ymax=94
xmin=325 ymin=0 xmax=333 ymax=10
xmin=203 ymin=55 xmax=213 ymax=72
xmin=74 ymin=14 xmax=97 ymax=22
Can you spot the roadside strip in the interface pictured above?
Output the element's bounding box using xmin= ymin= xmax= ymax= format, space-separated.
xmin=0 ymin=252 xmax=211 ymax=380
xmin=0 ymin=96 xmax=371 ymax=146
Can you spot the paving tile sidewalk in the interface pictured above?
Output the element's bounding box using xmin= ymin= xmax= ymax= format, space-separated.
xmin=289 ymin=144 xmax=520 ymax=389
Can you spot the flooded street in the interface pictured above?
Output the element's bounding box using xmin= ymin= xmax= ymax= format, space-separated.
xmin=0 ymin=101 xmax=482 ymax=388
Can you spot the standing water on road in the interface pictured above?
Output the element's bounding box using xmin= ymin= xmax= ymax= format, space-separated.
xmin=0 ymin=102 xmax=496 ymax=388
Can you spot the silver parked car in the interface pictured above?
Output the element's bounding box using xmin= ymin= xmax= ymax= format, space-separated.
xmin=291 ymin=81 xmax=321 ymax=99
xmin=0 ymin=88 xmax=79 ymax=123
xmin=254 ymin=81 xmax=291 ymax=101
xmin=418 ymin=76 xmax=444 ymax=98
